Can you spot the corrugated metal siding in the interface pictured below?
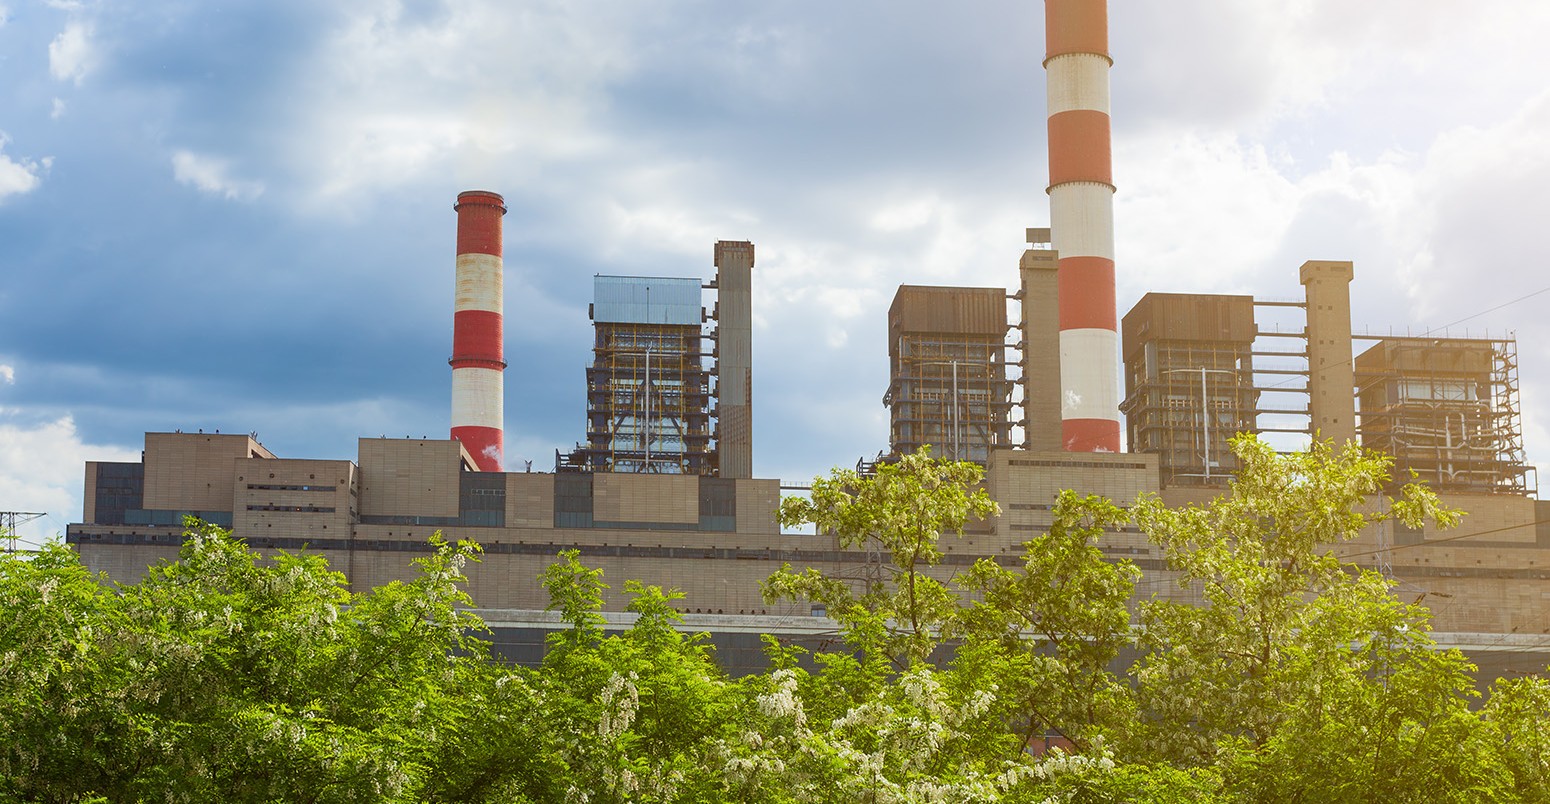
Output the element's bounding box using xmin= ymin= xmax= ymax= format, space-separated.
xmin=1355 ymin=339 xmax=1494 ymax=376
xmin=888 ymin=286 xmax=1008 ymax=337
xmin=593 ymin=275 xmax=702 ymax=325
xmin=1121 ymin=293 xmax=1255 ymax=360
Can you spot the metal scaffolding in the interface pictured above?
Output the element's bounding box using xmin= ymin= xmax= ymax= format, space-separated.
xmin=1122 ymin=341 xmax=1260 ymax=486
xmin=885 ymin=338 xmax=1015 ymax=464
xmin=1120 ymin=294 xmax=1267 ymax=486
xmin=883 ymin=286 xmax=1014 ymax=465
xmin=1355 ymin=335 xmax=1532 ymax=495
xmin=558 ymin=277 xmax=718 ymax=475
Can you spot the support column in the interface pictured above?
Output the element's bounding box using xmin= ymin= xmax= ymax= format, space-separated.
xmin=1300 ymin=260 xmax=1356 ymax=448
xmin=714 ymin=240 xmax=755 ymax=478
xmin=1020 ymin=230 xmax=1063 ymax=452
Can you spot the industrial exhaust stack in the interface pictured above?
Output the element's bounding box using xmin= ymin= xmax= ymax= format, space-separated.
xmin=450 ymin=190 xmax=507 ymax=471
xmin=1045 ymin=0 xmax=1120 ymax=451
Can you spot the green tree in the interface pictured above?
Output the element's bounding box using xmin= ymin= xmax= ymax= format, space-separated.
xmin=1126 ymin=436 xmax=1504 ymax=800
xmin=533 ymin=550 xmax=740 ymax=803
xmin=765 ymin=446 xmax=999 ymax=668
xmin=957 ymin=490 xmax=1140 ymax=756
xmin=1481 ymin=674 xmax=1550 ymax=802
xmin=0 ymin=521 xmax=497 ymax=803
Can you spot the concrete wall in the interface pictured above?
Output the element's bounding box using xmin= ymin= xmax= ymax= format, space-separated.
xmin=357 ymin=438 xmax=465 ymax=518
xmin=232 ymin=458 xmax=357 ymax=538
xmin=1300 ymin=260 xmax=1356 ymax=446
xmin=595 ymin=474 xmax=698 ymax=525
xmin=143 ymin=432 xmax=272 ymax=512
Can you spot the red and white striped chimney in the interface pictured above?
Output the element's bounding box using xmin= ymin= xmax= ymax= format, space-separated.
xmin=1045 ymin=0 xmax=1120 ymax=452
xmin=450 ymin=190 xmax=506 ymax=471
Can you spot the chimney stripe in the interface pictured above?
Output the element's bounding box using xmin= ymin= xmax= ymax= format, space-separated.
xmin=453 ymin=192 xmax=505 ymax=257
xmin=451 ymin=425 xmax=504 ymax=467
xmin=1047 ymin=111 xmax=1113 ymax=188
xmin=1056 ymin=257 xmax=1116 ymax=330
xmin=1044 ymin=0 xmax=1109 ymax=61
xmin=451 ymin=368 xmax=505 ymax=428
xmin=1061 ymin=418 xmax=1122 ymax=453
xmin=1049 ymin=182 xmax=1116 ymax=260
xmin=1046 ymin=53 xmax=1111 ymax=115
xmin=1060 ymin=329 xmax=1120 ymax=421
xmin=451 ymin=310 xmax=505 ymax=368
xmin=454 ymin=253 xmax=504 ymax=313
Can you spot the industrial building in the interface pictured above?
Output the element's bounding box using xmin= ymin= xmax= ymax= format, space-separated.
xmin=884 ymin=286 xmax=1015 ymax=465
xmin=63 ymin=0 xmax=1550 ymax=671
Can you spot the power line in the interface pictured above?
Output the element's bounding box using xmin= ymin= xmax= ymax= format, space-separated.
xmin=1425 ymin=285 xmax=1550 ymax=335
xmin=1341 ymin=514 xmax=1550 ymax=560
xmin=1251 ymin=284 xmax=1549 ymax=395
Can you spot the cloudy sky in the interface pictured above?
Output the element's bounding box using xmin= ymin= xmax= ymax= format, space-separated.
xmin=4 ymin=0 xmax=1550 ymax=547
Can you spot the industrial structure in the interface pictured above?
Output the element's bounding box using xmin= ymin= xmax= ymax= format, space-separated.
xmin=1355 ymin=336 xmax=1530 ymax=495
xmin=62 ymin=0 xmax=1550 ymax=672
xmin=555 ymin=242 xmax=755 ymax=477
xmin=884 ymin=286 xmax=1015 ymax=464
xmin=1045 ymin=0 xmax=1121 ymax=452
xmin=449 ymin=190 xmax=508 ymax=472
xmin=560 ymin=275 xmax=716 ymax=475
xmin=1118 ymin=293 xmax=1259 ymax=486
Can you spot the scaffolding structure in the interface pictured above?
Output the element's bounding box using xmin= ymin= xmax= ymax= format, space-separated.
xmin=1355 ymin=335 xmax=1531 ymax=495
xmin=558 ymin=277 xmax=717 ymax=475
xmin=1120 ymin=294 xmax=1264 ymax=486
xmin=883 ymin=286 xmax=1014 ymax=465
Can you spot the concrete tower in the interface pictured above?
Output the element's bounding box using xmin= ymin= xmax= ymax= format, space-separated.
xmin=1300 ymin=260 xmax=1356 ymax=448
xmin=1045 ymin=0 xmax=1120 ymax=452
xmin=714 ymin=241 xmax=755 ymax=479
xmin=450 ymin=190 xmax=507 ymax=471
xmin=1020 ymin=228 xmax=1063 ymax=452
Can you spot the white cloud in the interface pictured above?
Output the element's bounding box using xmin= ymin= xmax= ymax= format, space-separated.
xmin=51 ymin=98 xmax=67 ymax=120
xmin=0 ymin=134 xmax=45 ymax=202
xmin=48 ymin=20 xmax=97 ymax=85
xmin=0 ymin=4 xmax=10 ymax=27
xmin=0 ymin=412 xmax=139 ymax=550
xmin=171 ymin=150 xmax=264 ymax=200
xmin=0 ymin=365 xmax=13 ymax=384
xmin=287 ymin=0 xmax=638 ymax=200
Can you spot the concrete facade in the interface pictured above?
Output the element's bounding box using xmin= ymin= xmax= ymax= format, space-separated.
xmin=66 ymin=424 xmax=1550 ymax=637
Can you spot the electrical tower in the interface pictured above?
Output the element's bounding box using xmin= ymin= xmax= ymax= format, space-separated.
xmin=1 ymin=512 xmax=46 ymax=553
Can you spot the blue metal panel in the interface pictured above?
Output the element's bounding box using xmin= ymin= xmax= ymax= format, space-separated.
xmin=593 ymin=275 xmax=702 ymax=325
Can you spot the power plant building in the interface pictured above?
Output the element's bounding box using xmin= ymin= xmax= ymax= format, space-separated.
xmin=60 ymin=0 xmax=1550 ymax=673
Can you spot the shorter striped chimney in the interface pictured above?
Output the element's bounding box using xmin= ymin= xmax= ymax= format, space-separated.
xmin=450 ymin=190 xmax=506 ymax=471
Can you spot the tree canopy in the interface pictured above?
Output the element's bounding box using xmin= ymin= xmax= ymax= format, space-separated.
xmin=3 ymin=438 xmax=1546 ymax=802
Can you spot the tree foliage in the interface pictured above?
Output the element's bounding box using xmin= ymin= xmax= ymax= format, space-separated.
xmin=4 ymin=438 xmax=1548 ymax=801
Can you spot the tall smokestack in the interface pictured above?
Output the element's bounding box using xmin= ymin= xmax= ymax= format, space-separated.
xmin=1045 ymin=0 xmax=1120 ymax=452
xmin=450 ymin=190 xmax=507 ymax=471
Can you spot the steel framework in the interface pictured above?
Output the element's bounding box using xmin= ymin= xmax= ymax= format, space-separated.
xmin=1122 ymin=341 xmax=1259 ymax=486
xmin=884 ymin=336 xmax=1014 ymax=465
xmin=1355 ymin=335 xmax=1532 ymax=495
xmin=560 ymin=322 xmax=716 ymax=475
